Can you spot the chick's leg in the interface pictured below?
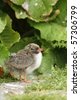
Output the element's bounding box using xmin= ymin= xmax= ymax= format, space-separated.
xmin=19 ymin=69 xmax=31 ymax=83
xmin=9 ymin=68 xmax=14 ymax=77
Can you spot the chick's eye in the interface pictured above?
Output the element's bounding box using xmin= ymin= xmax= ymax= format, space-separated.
xmin=31 ymin=48 xmax=34 ymax=50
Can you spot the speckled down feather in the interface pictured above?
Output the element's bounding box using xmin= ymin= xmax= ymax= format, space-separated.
xmin=6 ymin=49 xmax=34 ymax=69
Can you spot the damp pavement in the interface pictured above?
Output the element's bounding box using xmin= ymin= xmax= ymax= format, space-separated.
xmin=0 ymin=82 xmax=28 ymax=100
xmin=0 ymin=81 xmax=66 ymax=100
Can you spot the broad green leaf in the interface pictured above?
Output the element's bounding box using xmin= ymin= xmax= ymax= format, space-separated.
xmin=0 ymin=10 xmax=7 ymax=33
xmin=10 ymin=0 xmax=59 ymax=21
xmin=38 ymin=47 xmax=66 ymax=73
xmin=38 ymin=48 xmax=53 ymax=73
xmin=22 ymin=0 xmax=58 ymax=21
xmin=10 ymin=0 xmax=25 ymax=5
xmin=54 ymin=0 xmax=67 ymax=26
xmin=9 ymin=0 xmax=67 ymax=22
xmin=0 ymin=16 xmax=20 ymax=48
xmin=0 ymin=44 xmax=10 ymax=65
xmin=29 ymin=21 xmax=66 ymax=41
xmin=11 ymin=3 xmax=27 ymax=19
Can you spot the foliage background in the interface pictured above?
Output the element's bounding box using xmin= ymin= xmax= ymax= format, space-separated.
xmin=0 ymin=0 xmax=67 ymax=74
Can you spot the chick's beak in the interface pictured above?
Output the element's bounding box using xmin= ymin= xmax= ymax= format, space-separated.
xmin=37 ymin=48 xmax=44 ymax=52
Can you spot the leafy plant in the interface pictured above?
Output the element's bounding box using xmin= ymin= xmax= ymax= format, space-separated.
xmin=0 ymin=0 xmax=67 ymax=74
xmin=10 ymin=0 xmax=59 ymax=22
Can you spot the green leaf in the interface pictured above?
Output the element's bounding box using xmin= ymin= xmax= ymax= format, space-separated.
xmin=0 ymin=10 xmax=7 ymax=33
xmin=22 ymin=0 xmax=58 ymax=21
xmin=10 ymin=0 xmax=25 ymax=5
xmin=38 ymin=48 xmax=53 ymax=73
xmin=10 ymin=0 xmax=59 ymax=21
xmin=54 ymin=0 xmax=67 ymax=26
xmin=38 ymin=48 xmax=67 ymax=74
xmin=0 ymin=16 xmax=20 ymax=48
xmin=0 ymin=44 xmax=10 ymax=66
xmin=29 ymin=21 xmax=66 ymax=41
xmin=38 ymin=47 xmax=66 ymax=73
xmin=9 ymin=0 xmax=67 ymax=22
xmin=10 ymin=3 xmax=27 ymax=19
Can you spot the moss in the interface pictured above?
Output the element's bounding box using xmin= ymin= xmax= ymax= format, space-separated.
xmin=26 ymin=67 xmax=67 ymax=92
xmin=9 ymin=93 xmax=66 ymax=100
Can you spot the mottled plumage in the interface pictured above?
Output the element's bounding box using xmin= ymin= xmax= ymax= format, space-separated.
xmin=5 ymin=43 xmax=43 ymax=82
